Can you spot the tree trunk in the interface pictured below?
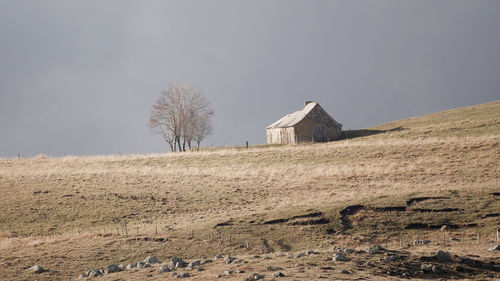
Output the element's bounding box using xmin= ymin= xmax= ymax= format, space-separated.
xmin=196 ymin=141 xmax=201 ymax=150
xmin=176 ymin=137 xmax=182 ymax=152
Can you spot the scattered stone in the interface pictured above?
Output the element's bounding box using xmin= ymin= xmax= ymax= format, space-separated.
xmin=266 ymin=266 xmax=283 ymax=271
xmin=176 ymin=272 xmax=190 ymax=278
xmin=157 ymin=265 xmax=172 ymax=273
xmin=369 ymin=245 xmax=384 ymax=254
xmin=197 ymin=267 xmax=205 ymax=271
xmin=103 ymin=264 xmax=121 ymax=274
xmin=295 ymin=253 xmax=306 ymax=258
xmin=214 ymin=254 xmax=223 ymax=260
xmin=78 ymin=273 xmax=87 ymax=279
xmin=144 ymin=256 xmax=160 ymax=264
xmin=224 ymin=255 xmax=235 ymax=264
xmin=324 ymin=257 xmax=332 ymax=261
xmin=272 ymin=271 xmax=285 ymax=277
xmin=333 ymin=253 xmax=347 ymax=261
xmin=251 ymin=255 xmax=261 ymax=259
xmin=344 ymin=248 xmax=355 ymax=254
xmin=431 ymin=264 xmax=442 ymax=274
xmin=413 ymin=239 xmax=431 ymax=245
xmin=87 ymin=269 xmax=102 ymax=277
xmin=126 ymin=263 xmax=136 ymax=270
xmin=235 ymin=270 xmax=245 ymax=273
xmin=200 ymin=259 xmax=212 ymax=265
xmin=306 ymin=250 xmax=319 ymax=255
xmin=187 ymin=260 xmax=200 ymax=268
xmin=171 ymin=257 xmax=186 ymax=268
xmin=421 ymin=263 xmax=442 ymax=274
xmin=384 ymin=255 xmax=397 ymax=262
xmin=340 ymin=269 xmax=350 ymax=274
xmin=29 ymin=265 xmax=44 ymax=274
xmin=488 ymin=245 xmax=499 ymax=251
xmin=1 ymin=261 xmax=11 ymax=267
xmin=434 ymin=250 xmax=452 ymax=262
xmin=246 ymin=272 xmax=264 ymax=280
xmin=222 ymin=270 xmax=233 ymax=276
xmin=449 ymin=237 xmax=460 ymax=242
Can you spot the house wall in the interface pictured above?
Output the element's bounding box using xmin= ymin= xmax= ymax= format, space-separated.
xmin=294 ymin=105 xmax=342 ymax=142
xmin=266 ymin=127 xmax=296 ymax=144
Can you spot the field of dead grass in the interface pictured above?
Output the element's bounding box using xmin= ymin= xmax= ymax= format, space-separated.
xmin=0 ymin=101 xmax=498 ymax=280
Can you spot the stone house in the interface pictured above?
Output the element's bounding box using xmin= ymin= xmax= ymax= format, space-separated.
xmin=266 ymin=101 xmax=342 ymax=144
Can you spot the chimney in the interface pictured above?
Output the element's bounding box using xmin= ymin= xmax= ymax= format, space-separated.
xmin=305 ymin=100 xmax=313 ymax=106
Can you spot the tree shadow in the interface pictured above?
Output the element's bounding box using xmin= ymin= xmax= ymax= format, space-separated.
xmin=342 ymin=126 xmax=405 ymax=139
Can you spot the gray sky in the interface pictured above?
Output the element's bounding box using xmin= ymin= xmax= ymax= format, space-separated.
xmin=1 ymin=1 xmax=499 ymax=157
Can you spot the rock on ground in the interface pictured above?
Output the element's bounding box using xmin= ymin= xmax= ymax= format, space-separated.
xmin=144 ymin=256 xmax=160 ymax=264
xmin=333 ymin=253 xmax=347 ymax=261
xmin=173 ymin=272 xmax=190 ymax=278
xmin=488 ymin=245 xmax=499 ymax=251
xmin=368 ymin=245 xmax=385 ymax=254
xmin=126 ymin=263 xmax=136 ymax=270
xmin=29 ymin=265 xmax=44 ymax=274
xmin=273 ymin=271 xmax=285 ymax=277
xmin=103 ymin=264 xmax=121 ymax=274
xmin=157 ymin=265 xmax=172 ymax=273
xmin=224 ymin=256 xmax=235 ymax=264
xmin=188 ymin=260 xmax=200 ymax=268
xmin=171 ymin=257 xmax=186 ymax=268
xmin=200 ymin=259 xmax=212 ymax=265
xmin=246 ymin=272 xmax=264 ymax=280
xmin=434 ymin=250 xmax=452 ymax=262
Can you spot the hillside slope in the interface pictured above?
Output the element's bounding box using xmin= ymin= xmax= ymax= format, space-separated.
xmin=0 ymin=101 xmax=499 ymax=280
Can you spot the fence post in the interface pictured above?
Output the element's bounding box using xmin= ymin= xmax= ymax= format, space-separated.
xmin=156 ymin=225 xmax=158 ymax=235
xmin=124 ymin=224 xmax=128 ymax=236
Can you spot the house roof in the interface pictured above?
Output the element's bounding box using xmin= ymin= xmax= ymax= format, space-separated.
xmin=266 ymin=102 xmax=318 ymax=129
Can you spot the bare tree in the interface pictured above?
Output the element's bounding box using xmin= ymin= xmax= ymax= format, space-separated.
xmin=148 ymin=83 xmax=214 ymax=152
xmin=193 ymin=113 xmax=214 ymax=150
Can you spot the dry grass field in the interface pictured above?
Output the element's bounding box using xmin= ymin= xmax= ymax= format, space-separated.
xmin=0 ymin=101 xmax=499 ymax=280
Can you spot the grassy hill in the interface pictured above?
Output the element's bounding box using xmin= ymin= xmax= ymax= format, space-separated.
xmin=0 ymin=101 xmax=499 ymax=280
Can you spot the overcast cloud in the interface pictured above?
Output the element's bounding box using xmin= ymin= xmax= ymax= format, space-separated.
xmin=1 ymin=1 xmax=499 ymax=157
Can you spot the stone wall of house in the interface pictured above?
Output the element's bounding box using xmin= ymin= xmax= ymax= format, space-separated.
xmin=295 ymin=105 xmax=342 ymax=142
